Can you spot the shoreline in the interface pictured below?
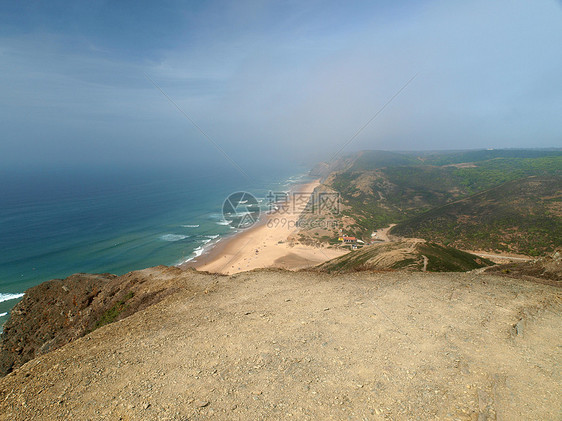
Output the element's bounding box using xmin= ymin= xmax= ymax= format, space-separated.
xmin=181 ymin=179 xmax=347 ymax=274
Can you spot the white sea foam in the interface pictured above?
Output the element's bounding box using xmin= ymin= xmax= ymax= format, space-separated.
xmin=192 ymin=246 xmax=205 ymax=258
xmin=176 ymin=234 xmax=223 ymax=266
xmin=232 ymin=210 xmax=254 ymax=216
xmin=182 ymin=224 xmax=200 ymax=228
xmin=285 ymin=173 xmax=307 ymax=183
xmin=216 ymin=220 xmax=231 ymax=226
xmin=0 ymin=293 xmax=24 ymax=303
xmin=181 ymin=245 xmax=206 ymax=263
xmin=160 ymin=234 xmax=189 ymax=242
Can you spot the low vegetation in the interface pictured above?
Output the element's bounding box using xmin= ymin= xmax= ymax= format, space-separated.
xmin=323 ymin=149 xmax=561 ymax=255
xmin=93 ymin=291 xmax=134 ymax=331
xmin=314 ymin=240 xmax=493 ymax=273
xmin=391 ymin=177 xmax=562 ymax=256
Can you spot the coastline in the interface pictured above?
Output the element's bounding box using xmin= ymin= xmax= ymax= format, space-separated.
xmin=181 ymin=179 xmax=347 ymax=274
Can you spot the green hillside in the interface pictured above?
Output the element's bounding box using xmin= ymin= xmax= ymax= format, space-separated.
xmin=323 ymin=150 xmax=561 ymax=252
xmin=390 ymin=177 xmax=562 ymax=256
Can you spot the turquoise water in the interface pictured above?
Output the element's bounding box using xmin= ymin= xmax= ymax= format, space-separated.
xmin=0 ymin=163 xmax=311 ymax=324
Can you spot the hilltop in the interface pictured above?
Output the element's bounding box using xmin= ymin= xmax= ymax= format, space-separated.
xmin=0 ymin=267 xmax=185 ymax=377
xmin=314 ymin=239 xmax=493 ymax=273
xmin=0 ymin=267 xmax=560 ymax=420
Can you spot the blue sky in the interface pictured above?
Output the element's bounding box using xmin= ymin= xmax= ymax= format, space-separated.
xmin=1 ymin=0 xmax=561 ymax=170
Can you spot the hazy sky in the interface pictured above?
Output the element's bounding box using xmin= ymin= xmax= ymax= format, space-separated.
xmin=1 ymin=0 xmax=561 ymax=170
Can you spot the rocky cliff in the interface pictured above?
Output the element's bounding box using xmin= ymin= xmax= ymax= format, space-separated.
xmin=0 ymin=266 xmax=188 ymax=376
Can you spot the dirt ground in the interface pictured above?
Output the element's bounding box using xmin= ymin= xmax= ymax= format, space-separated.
xmin=371 ymin=224 xmax=397 ymax=242
xmin=0 ymin=268 xmax=560 ymax=420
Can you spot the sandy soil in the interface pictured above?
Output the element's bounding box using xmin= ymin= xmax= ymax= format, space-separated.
xmin=464 ymin=251 xmax=532 ymax=263
xmin=185 ymin=180 xmax=346 ymax=274
xmin=1 ymin=268 xmax=560 ymax=420
xmin=371 ymin=224 xmax=397 ymax=243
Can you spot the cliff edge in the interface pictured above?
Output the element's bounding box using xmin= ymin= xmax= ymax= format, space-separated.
xmin=0 ymin=266 xmax=188 ymax=376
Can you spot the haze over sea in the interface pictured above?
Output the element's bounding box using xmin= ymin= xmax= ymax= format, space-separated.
xmin=0 ymin=162 xmax=310 ymax=324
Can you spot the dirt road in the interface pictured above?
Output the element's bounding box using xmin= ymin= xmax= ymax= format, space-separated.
xmin=372 ymin=224 xmax=396 ymax=242
xmin=472 ymin=253 xmax=531 ymax=262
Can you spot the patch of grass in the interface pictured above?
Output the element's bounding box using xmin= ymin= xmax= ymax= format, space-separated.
xmin=418 ymin=243 xmax=494 ymax=272
xmin=391 ymin=258 xmax=418 ymax=270
xmin=93 ymin=291 xmax=134 ymax=331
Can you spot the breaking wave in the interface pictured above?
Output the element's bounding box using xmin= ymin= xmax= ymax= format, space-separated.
xmin=160 ymin=234 xmax=189 ymax=242
xmin=0 ymin=293 xmax=24 ymax=303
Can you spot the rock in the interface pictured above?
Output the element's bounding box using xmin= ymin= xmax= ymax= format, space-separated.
xmin=513 ymin=319 xmax=525 ymax=336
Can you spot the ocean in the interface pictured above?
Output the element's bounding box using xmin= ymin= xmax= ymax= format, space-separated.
xmin=0 ymin=162 xmax=312 ymax=326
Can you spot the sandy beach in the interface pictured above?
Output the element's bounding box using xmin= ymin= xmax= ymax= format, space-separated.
xmin=183 ymin=179 xmax=347 ymax=274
